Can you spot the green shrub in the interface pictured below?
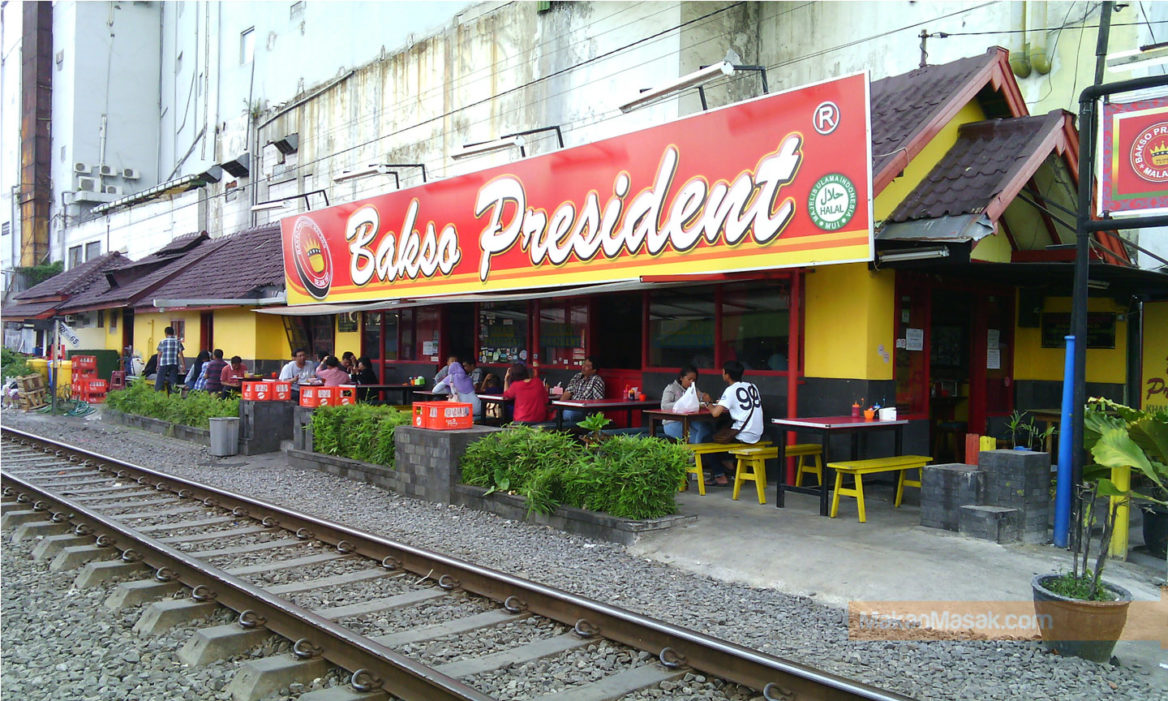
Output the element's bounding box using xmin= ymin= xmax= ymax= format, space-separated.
xmin=104 ymin=380 xmax=238 ymax=428
xmin=310 ymin=404 xmax=410 ymax=468
xmin=459 ymin=427 xmax=689 ymax=520
xmin=1 ymin=348 xmax=34 ymax=380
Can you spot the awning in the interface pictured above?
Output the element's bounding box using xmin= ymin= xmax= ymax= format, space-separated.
xmin=877 ymin=213 xmax=995 ymax=243
xmin=255 ymin=279 xmax=696 ymax=316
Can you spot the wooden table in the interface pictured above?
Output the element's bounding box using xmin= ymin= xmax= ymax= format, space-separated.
xmin=771 ymin=416 xmax=909 ymax=516
xmin=644 ymin=408 xmax=713 ymax=442
xmin=551 ymin=398 xmax=659 ymax=429
xmin=358 ymin=383 xmax=421 ymax=404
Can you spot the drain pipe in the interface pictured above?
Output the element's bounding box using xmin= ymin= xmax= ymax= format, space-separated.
xmin=1029 ymin=1 xmax=1052 ymax=75
xmin=1010 ymin=1 xmax=1032 ymax=78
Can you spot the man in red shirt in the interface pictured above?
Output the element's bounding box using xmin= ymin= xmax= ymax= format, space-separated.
xmin=220 ymin=356 xmax=249 ymax=398
xmin=502 ymin=363 xmax=548 ymax=424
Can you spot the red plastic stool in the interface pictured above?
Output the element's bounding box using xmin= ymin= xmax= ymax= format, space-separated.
xmin=109 ymin=371 xmax=126 ymax=391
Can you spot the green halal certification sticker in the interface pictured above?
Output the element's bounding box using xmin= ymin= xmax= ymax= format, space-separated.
xmin=808 ymin=173 xmax=857 ymax=231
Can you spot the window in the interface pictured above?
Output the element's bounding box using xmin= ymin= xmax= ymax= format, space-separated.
xmin=720 ymin=283 xmax=790 ymax=371
xmin=68 ymin=246 xmax=82 ymax=269
xmin=1 ymin=222 xmax=10 ymax=237
xmin=649 ymin=289 xmax=715 ymax=369
xmin=478 ymin=302 xmax=528 ymax=365
xmin=592 ymin=293 xmax=643 ymax=370
xmin=240 ymin=27 xmax=255 ymax=64
xmin=97 ymin=310 xmax=103 ymax=328
xmin=170 ymin=320 xmax=185 ymax=343
xmin=109 ymin=310 xmax=117 ymax=334
xmin=539 ymin=299 xmax=586 ymax=368
xmin=413 ymin=308 xmax=440 ymax=361
xmin=85 ymin=241 xmax=101 ymax=261
xmin=362 ymin=312 xmax=382 ymax=362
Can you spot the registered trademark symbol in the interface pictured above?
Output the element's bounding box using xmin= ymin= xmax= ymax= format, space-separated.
xmin=813 ymin=101 xmax=840 ymax=135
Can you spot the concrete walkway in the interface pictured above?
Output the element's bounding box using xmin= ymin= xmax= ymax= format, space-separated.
xmin=631 ymin=480 xmax=1168 ymax=688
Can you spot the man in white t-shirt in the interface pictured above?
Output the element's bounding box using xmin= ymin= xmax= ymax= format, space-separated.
xmin=701 ymin=360 xmax=764 ymax=485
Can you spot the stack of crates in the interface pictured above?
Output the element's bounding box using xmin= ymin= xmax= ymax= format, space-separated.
xmin=70 ymin=356 xmax=107 ymax=403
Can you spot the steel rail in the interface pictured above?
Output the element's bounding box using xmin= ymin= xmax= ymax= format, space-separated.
xmin=0 ymin=468 xmax=491 ymax=701
xmin=2 ymin=427 xmax=910 ymax=701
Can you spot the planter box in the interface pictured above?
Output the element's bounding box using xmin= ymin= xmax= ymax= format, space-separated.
xmin=238 ymin=399 xmax=295 ymax=455
xmin=286 ymin=434 xmax=696 ymax=545
xmin=102 ymin=408 xmax=211 ymax=446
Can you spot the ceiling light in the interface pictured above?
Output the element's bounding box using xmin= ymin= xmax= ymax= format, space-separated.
xmin=1086 ymin=279 xmax=1110 ymax=291
xmin=452 ymin=136 xmax=526 ymax=160
xmin=619 ymin=61 xmax=736 ymax=113
xmin=877 ymin=246 xmax=950 ymax=263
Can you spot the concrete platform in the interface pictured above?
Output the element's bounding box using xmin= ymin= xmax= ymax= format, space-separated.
xmin=631 ymin=479 xmax=1168 ymax=688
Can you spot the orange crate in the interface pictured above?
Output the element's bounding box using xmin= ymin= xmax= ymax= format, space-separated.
xmin=267 ymin=380 xmax=291 ymax=401
xmin=412 ymin=401 xmax=473 ymax=430
xmin=87 ymin=380 xmax=108 ymax=393
xmin=299 ymin=386 xmax=322 ymax=408
xmin=241 ymin=381 xmax=271 ymax=401
xmin=71 ymin=355 xmax=97 ymax=371
xmin=336 ymin=385 xmax=357 ymax=406
xmin=315 ymin=387 xmax=337 ymax=407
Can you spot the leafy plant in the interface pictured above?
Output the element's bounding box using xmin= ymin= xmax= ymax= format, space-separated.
xmin=1046 ymin=398 xmax=1168 ymax=600
xmin=310 ymin=404 xmax=411 ymax=467
xmin=2 ymin=348 xmax=34 ymax=380
xmin=459 ymin=426 xmax=689 ymax=520
xmin=104 ymin=380 xmax=238 ymax=429
xmin=1005 ymin=410 xmax=1030 ymax=448
xmin=1027 ymin=421 xmax=1057 ymax=452
xmin=577 ymin=412 xmax=613 ymax=446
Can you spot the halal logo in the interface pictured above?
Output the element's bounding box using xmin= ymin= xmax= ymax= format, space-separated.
xmin=291 ymin=216 xmax=333 ymax=299
xmin=808 ymin=173 xmax=857 ymax=231
xmin=1130 ymin=121 xmax=1168 ymax=184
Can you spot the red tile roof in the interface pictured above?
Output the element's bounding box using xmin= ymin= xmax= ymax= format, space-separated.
xmin=887 ymin=111 xmax=1070 ymax=223
xmin=60 ymin=236 xmax=222 ymax=312
xmin=144 ymin=224 xmax=284 ymax=304
xmin=12 ymin=251 xmax=129 ymax=302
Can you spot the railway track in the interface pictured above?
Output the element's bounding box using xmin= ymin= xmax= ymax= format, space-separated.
xmin=1 ymin=427 xmax=910 ymax=701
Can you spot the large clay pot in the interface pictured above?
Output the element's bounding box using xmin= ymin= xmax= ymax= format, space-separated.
xmin=1142 ymin=503 xmax=1168 ymax=558
xmin=1031 ymin=574 xmax=1132 ymax=663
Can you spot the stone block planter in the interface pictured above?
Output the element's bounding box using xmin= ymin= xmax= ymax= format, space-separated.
xmin=103 ymin=408 xmax=211 ymax=446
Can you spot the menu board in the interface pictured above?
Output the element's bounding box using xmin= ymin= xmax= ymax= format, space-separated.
xmin=1040 ymin=313 xmax=1117 ymax=349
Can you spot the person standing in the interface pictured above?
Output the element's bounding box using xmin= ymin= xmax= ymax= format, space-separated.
xmin=155 ymin=326 xmax=185 ymax=394
xmin=560 ymin=357 xmax=605 ymax=424
xmin=279 ymin=348 xmax=317 ymax=398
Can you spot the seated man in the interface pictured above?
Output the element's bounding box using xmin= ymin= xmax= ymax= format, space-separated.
xmin=560 ymin=356 xmax=604 ymax=424
xmin=220 ymin=355 xmax=249 ymax=397
xmin=279 ymin=348 xmax=317 ymax=399
xmin=199 ymin=350 xmax=227 ymax=394
xmin=702 ymin=360 xmax=764 ymax=486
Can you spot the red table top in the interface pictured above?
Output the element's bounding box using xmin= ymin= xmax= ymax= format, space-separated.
xmin=551 ymin=398 xmax=659 ymax=409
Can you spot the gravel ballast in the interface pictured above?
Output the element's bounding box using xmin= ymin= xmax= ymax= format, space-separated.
xmin=3 ymin=411 xmax=1164 ymax=700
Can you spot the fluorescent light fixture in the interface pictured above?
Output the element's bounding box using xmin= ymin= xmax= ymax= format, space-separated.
xmin=334 ymin=164 xmax=392 ymax=183
xmin=250 ymin=200 xmax=291 ymax=212
xmin=1086 ymin=279 xmax=1110 ymax=291
xmin=452 ymin=136 xmax=526 ymax=160
xmin=1107 ymin=43 xmax=1168 ymax=71
xmin=877 ymin=246 xmax=950 ymax=263
xmin=619 ymin=61 xmax=736 ymax=113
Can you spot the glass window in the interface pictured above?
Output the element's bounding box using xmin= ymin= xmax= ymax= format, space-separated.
xmin=593 ymin=293 xmax=642 ymax=370
xmin=170 ymin=320 xmax=186 ymax=343
xmin=414 ymin=307 xmax=440 ymax=361
xmin=308 ymin=315 xmax=333 ymax=358
xmin=400 ymin=310 xmax=416 ymax=360
xmin=478 ymin=302 xmax=528 ymax=365
xmin=720 ymin=283 xmax=790 ymax=371
xmin=240 ymin=27 xmax=254 ymax=64
xmin=649 ymin=288 xmax=715 ymax=369
xmin=68 ymin=246 xmax=82 ymax=269
xmin=85 ymin=241 xmax=101 ymax=261
xmin=362 ymin=312 xmax=382 ymax=362
xmin=539 ymin=299 xmax=586 ymax=368
xmin=895 ymin=285 xmax=929 ymax=416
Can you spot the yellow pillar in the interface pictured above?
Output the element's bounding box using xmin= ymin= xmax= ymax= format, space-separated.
xmin=1108 ymin=465 xmax=1131 ymax=560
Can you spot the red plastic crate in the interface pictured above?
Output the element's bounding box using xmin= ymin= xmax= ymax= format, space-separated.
xmin=266 ymin=380 xmax=291 ymax=401
xmin=299 ymin=386 xmax=322 ymax=408
xmin=71 ymin=355 xmax=97 ymax=371
xmin=412 ymin=401 xmax=473 ymax=430
xmin=336 ymin=385 xmax=357 ymax=406
xmin=315 ymin=387 xmax=337 ymax=407
xmin=241 ymin=381 xmax=271 ymax=401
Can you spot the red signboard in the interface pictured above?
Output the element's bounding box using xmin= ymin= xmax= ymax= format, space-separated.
xmin=1099 ymin=97 xmax=1168 ymax=216
xmin=282 ymin=73 xmax=872 ymax=305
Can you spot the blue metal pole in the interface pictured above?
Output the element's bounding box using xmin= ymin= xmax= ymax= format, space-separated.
xmin=1054 ymin=334 xmax=1076 ymax=547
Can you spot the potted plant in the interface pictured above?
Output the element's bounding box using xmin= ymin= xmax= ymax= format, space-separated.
xmin=1031 ymin=397 xmax=1167 ymax=663
xmin=1006 ymin=409 xmax=1031 ymax=450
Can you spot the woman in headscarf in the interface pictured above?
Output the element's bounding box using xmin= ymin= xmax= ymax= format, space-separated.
xmin=445 ymin=359 xmax=482 ymax=419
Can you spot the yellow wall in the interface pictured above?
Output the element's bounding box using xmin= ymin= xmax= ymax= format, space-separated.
xmin=212 ymin=308 xmax=258 ymax=359
xmin=335 ymin=313 xmax=361 ymax=359
xmin=255 ymin=313 xmax=290 ymax=360
xmin=970 ymin=228 xmax=1013 ymax=263
xmin=133 ymin=311 xmax=201 ymax=361
xmin=874 ymin=101 xmax=987 ymax=220
xmin=1013 ymin=296 xmax=1128 ymax=385
xmin=804 ymin=262 xmax=895 ymax=380
xmin=1141 ymin=301 xmax=1168 ymax=409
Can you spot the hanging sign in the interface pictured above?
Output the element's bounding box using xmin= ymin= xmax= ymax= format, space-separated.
xmin=283 ymin=73 xmax=872 ymax=304
xmin=57 ymin=320 xmax=80 ymax=348
xmin=1098 ymin=97 xmax=1168 ymax=216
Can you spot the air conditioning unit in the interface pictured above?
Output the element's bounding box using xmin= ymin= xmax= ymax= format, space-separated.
xmin=63 ymin=315 xmax=76 ymax=324
xmin=121 ymin=168 xmax=140 ymax=180
xmin=77 ymin=177 xmax=98 ymax=192
xmin=98 ymin=164 xmax=116 ymax=177
xmin=73 ymin=162 xmax=91 ymax=174
xmin=103 ymin=185 xmax=122 ymax=195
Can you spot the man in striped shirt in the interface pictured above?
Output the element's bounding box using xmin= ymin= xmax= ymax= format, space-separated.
xmin=155 ymin=326 xmax=185 ymax=394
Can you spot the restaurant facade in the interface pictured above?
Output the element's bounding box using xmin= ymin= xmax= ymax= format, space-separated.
xmin=266 ymin=47 xmax=1168 ymax=456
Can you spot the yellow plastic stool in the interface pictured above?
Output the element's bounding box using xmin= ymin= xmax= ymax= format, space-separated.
xmin=729 ymin=445 xmax=777 ymax=504
xmin=787 ymin=443 xmax=824 ymax=487
xmin=680 ymin=441 xmax=772 ymax=496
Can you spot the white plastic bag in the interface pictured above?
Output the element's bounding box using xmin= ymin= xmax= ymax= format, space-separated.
xmin=673 ymin=383 xmax=701 ymax=414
